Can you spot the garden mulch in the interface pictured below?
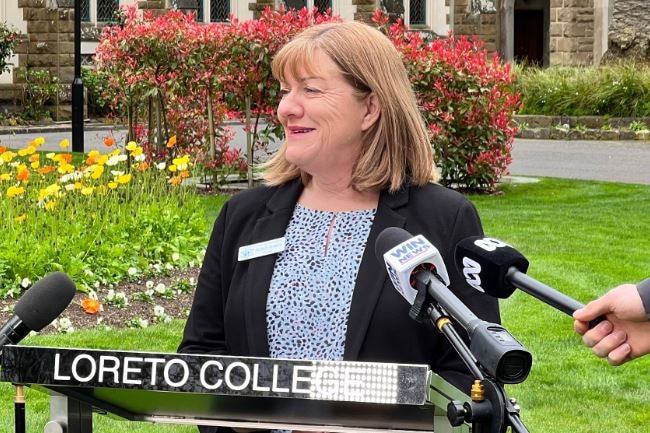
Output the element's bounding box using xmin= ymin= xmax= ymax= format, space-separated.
xmin=0 ymin=267 xmax=201 ymax=335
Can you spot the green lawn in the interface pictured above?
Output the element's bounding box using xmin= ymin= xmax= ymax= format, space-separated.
xmin=1 ymin=177 xmax=649 ymax=432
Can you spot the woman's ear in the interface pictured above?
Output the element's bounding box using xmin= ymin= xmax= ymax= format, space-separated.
xmin=361 ymin=92 xmax=381 ymax=132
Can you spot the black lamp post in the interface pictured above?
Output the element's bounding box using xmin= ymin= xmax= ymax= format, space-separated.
xmin=71 ymin=0 xmax=84 ymax=153
xmin=55 ymin=0 xmax=83 ymax=153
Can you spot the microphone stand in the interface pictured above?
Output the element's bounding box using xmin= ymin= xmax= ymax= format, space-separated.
xmin=14 ymin=384 xmax=25 ymax=433
xmin=409 ymin=286 xmax=530 ymax=433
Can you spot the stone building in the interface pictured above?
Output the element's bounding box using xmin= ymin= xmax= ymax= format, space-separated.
xmin=0 ymin=0 xmax=647 ymax=117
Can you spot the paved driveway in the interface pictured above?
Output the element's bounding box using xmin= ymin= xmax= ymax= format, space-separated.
xmin=1 ymin=127 xmax=648 ymax=185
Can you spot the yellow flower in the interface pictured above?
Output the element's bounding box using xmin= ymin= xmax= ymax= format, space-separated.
xmin=18 ymin=146 xmax=36 ymax=156
xmin=125 ymin=141 xmax=138 ymax=151
xmin=39 ymin=183 xmax=61 ymax=201
xmin=168 ymin=164 xmax=177 ymax=172
xmin=1 ymin=151 xmax=16 ymax=163
xmin=0 ymin=173 xmax=10 ymax=181
xmin=44 ymin=200 xmax=57 ymax=211
xmin=172 ymin=155 xmax=190 ymax=171
xmin=86 ymin=150 xmax=100 ymax=165
xmin=90 ymin=165 xmax=104 ymax=180
xmin=97 ymin=154 xmax=109 ymax=166
xmin=33 ymin=137 xmax=45 ymax=147
xmin=30 ymin=161 xmax=40 ymax=169
xmin=57 ymin=163 xmax=74 ymax=174
xmin=59 ymin=139 xmax=70 ymax=149
xmin=7 ymin=185 xmax=25 ymax=198
xmin=45 ymin=152 xmax=56 ymax=160
xmin=14 ymin=214 xmax=27 ymax=223
xmin=81 ymin=186 xmax=94 ymax=196
xmin=131 ymin=147 xmax=143 ymax=157
xmin=116 ymin=173 xmax=132 ymax=184
xmin=107 ymin=181 xmax=118 ymax=189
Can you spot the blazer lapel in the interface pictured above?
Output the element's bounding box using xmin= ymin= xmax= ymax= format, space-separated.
xmin=344 ymin=186 xmax=409 ymax=360
xmin=244 ymin=180 xmax=303 ymax=357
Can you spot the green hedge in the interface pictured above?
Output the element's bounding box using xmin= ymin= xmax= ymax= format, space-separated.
xmin=514 ymin=63 xmax=650 ymax=117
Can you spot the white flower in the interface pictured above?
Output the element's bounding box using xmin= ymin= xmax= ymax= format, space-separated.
xmin=189 ymin=277 xmax=196 ymax=285
xmin=154 ymin=305 xmax=165 ymax=316
xmin=20 ymin=278 xmax=32 ymax=289
xmin=154 ymin=283 xmax=167 ymax=294
xmin=110 ymin=170 xmax=124 ymax=176
xmin=156 ymin=162 xmax=166 ymax=170
xmin=53 ymin=317 xmax=74 ymax=334
xmin=134 ymin=153 xmax=146 ymax=162
xmin=145 ymin=280 xmax=154 ymax=289
xmin=127 ymin=267 xmax=138 ymax=276
xmin=171 ymin=252 xmax=180 ymax=262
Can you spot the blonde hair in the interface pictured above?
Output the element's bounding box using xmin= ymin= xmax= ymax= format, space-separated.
xmin=263 ymin=21 xmax=438 ymax=192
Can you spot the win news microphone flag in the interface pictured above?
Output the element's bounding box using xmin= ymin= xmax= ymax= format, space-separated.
xmin=375 ymin=227 xmax=532 ymax=384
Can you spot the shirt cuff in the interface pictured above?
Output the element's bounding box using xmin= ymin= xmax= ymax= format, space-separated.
xmin=636 ymin=278 xmax=650 ymax=320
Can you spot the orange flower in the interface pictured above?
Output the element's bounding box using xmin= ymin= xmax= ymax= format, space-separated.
xmin=166 ymin=135 xmax=177 ymax=148
xmin=16 ymin=167 xmax=30 ymax=182
xmin=137 ymin=161 xmax=150 ymax=171
xmin=37 ymin=165 xmax=56 ymax=175
xmin=0 ymin=145 xmax=6 ymax=154
xmin=168 ymin=174 xmax=183 ymax=186
xmin=56 ymin=153 xmax=73 ymax=164
xmin=81 ymin=298 xmax=101 ymax=315
xmin=103 ymin=136 xmax=115 ymax=147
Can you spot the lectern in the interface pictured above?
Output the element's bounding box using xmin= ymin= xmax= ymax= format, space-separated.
xmin=1 ymin=345 xmax=471 ymax=433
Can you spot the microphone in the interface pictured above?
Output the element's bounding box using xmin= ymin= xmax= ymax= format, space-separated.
xmin=454 ymin=237 xmax=586 ymax=316
xmin=375 ymin=227 xmax=532 ymax=384
xmin=0 ymin=272 xmax=77 ymax=354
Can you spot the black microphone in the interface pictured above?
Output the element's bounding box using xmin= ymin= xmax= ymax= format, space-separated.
xmin=376 ymin=227 xmax=532 ymax=384
xmin=0 ymin=272 xmax=77 ymax=354
xmin=455 ymin=236 xmax=587 ymax=316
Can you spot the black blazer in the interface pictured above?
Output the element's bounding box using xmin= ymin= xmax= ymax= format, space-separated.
xmin=179 ymin=179 xmax=500 ymax=394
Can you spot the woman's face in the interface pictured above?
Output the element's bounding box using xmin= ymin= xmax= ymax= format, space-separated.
xmin=276 ymin=49 xmax=379 ymax=179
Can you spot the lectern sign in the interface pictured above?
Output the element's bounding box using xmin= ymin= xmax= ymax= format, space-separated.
xmin=1 ymin=346 xmax=428 ymax=405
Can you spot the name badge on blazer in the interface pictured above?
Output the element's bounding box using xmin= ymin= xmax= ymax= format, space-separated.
xmin=238 ymin=237 xmax=286 ymax=261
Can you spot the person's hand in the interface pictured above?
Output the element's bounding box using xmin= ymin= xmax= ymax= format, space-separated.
xmin=573 ymin=284 xmax=650 ymax=365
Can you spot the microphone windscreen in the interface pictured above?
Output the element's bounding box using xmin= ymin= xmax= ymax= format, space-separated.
xmin=454 ymin=237 xmax=529 ymax=298
xmin=14 ymin=272 xmax=77 ymax=331
xmin=374 ymin=227 xmax=412 ymax=264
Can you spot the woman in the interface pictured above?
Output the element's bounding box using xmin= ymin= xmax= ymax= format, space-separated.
xmin=179 ymin=20 xmax=500 ymax=419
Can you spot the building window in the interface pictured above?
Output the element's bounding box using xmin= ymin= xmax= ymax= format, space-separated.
xmin=197 ymin=0 xmax=204 ymax=21
xmin=97 ymin=0 xmax=119 ymax=22
xmin=81 ymin=0 xmax=90 ymax=22
xmin=409 ymin=0 xmax=426 ymax=25
xmin=283 ymin=0 xmax=332 ymax=11
xmin=314 ymin=0 xmax=332 ymax=12
xmin=210 ymin=0 xmax=230 ymax=22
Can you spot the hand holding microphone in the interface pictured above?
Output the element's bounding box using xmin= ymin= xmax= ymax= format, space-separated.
xmin=573 ymin=281 xmax=650 ymax=365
